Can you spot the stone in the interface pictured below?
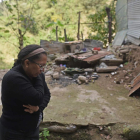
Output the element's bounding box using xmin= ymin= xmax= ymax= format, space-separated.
xmin=77 ymin=79 xmax=82 ymax=85
xmin=84 ymin=39 xmax=103 ymax=48
xmin=125 ymin=76 xmax=129 ymax=80
xmin=78 ymin=76 xmax=87 ymax=82
xmin=53 ymin=72 xmax=60 ymax=79
xmin=48 ymin=54 xmax=57 ymax=60
xmin=123 ymin=125 xmax=140 ymax=140
xmin=45 ymin=71 xmax=54 ymax=76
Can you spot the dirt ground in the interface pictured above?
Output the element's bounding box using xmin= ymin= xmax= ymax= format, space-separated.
xmin=1 ymin=54 xmax=140 ymax=139
xmin=39 ymin=72 xmax=140 ymax=140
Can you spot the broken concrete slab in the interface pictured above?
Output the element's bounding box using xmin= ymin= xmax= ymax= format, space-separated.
xmin=63 ymin=41 xmax=84 ymax=53
xmin=84 ymin=39 xmax=103 ymax=48
xmin=40 ymin=40 xmax=64 ymax=54
xmin=96 ymin=66 xmax=118 ymax=73
xmin=100 ymin=59 xmax=123 ymax=66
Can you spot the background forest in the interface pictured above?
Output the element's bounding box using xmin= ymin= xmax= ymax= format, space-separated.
xmin=0 ymin=0 xmax=116 ymax=68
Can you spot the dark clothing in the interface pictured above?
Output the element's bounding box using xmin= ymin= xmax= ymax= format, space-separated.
xmin=0 ymin=64 xmax=51 ymax=133
xmin=0 ymin=121 xmax=39 ymax=140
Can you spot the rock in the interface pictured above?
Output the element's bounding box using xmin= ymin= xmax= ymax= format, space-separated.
xmin=85 ymin=80 xmax=89 ymax=84
xmin=120 ymin=79 xmax=124 ymax=83
xmin=84 ymin=39 xmax=103 ymax=48
xmin=45 ymin=71 xmax=54 ymax=76
xmin=53 ymin=65 xmax=58 ymax=69
xmin=53 ymin=72 xmax=60 ymax=79
xmin=125 ymin=76 xmax=129 ymax=80
xmin=123 ymin=70 xmax=127 ymax=73
xmin=78 ymin=76 xmax=87 ymax=82
xmin=77 ymin=79 xmax=82 ymax=85
xmin=123 ymin=125 xmax=140 ymax=140
xmin=45 ymin=76 xmax=52 ymax=81
xmin=48 ymin=54 xmax=57 ymax=60
xmin=73 ymin=74 xmax=79 ymax=79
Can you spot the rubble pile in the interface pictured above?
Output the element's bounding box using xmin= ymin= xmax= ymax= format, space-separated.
xmin=43 ymin=39 xmax=140 ymax=91
xmin=107 ymin=45 xmax=140 ymax=89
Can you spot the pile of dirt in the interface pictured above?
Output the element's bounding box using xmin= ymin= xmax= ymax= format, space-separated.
xmin=112 ymin=46 xmax=140 ymax=87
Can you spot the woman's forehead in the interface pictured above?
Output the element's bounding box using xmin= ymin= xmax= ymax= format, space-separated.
xmin=36 ymin=54 xmax=47 ymax=62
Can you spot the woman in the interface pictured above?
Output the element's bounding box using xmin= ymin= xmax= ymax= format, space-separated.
xmin=0 ymin=44 xmax=51 ymax=140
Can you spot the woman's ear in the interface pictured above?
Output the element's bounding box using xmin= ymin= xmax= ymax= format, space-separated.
xmin=24 ymin=59 xmax=30 ymax=68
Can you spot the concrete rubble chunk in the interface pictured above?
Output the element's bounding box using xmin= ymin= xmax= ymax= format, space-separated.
xmin=45 ymin=71 xmax=54 ymax=76
xmin=78 ymin=76 xmax=87 ymax=83
xmin=53 ymin=72 xmax=60 ymax=79
xmin=96 ymin=66 xmax=118 ymax=73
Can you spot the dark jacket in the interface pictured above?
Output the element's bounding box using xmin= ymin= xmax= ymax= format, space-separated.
xmin=0 ymin=65 xmax=51 ymax=132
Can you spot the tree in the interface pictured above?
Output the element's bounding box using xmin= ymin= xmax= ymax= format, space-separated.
xmin=0 ymin=0 xmax=38 ymax=50
xmin=88 ymin=0 xmax=116 ymax=47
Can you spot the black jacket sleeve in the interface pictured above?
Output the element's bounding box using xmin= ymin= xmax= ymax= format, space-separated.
xmin=7 ymin=71 xmax=44 ymax=106
xmin=39 ymin=74 xmax=51 ymax=112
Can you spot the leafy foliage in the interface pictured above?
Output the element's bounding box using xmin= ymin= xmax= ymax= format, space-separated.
xmin=88 ymin=0 xmax=116 ymax=47
xmin=0 ymin=0 xmax=116 ymax=68
xmin=39 ymin=128 xmax=50 ymax=140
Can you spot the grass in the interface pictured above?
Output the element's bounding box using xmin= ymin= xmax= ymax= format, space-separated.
xmin=0 ymin=61 xmax=13 ymax=69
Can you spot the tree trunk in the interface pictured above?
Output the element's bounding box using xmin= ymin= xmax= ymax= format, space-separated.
xmin=81 ymin=31 xmax=83 ymax=41
xmin=56 ymin=26 xmax=58 ymax=42
xmin=106 ymin=7 xmax=112 ymax=44
xmin=64 ymin=29 xmax=67 ymax=42
xmin=77 ymin=12 xmax=81 ymax=40
xmin=18 ymin=29 xmax=23 ymax=50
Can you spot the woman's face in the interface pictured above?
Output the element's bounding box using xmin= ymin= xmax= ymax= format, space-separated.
xmin=24 ymin=54 xmax=47 ymax=78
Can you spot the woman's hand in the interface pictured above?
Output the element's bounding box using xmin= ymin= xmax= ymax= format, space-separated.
xmin=23 ymin=104 xmax=39 ymax=114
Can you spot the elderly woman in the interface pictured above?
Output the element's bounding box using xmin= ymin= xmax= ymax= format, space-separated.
xmin=0 ymin=45 xmax=51 ymax=140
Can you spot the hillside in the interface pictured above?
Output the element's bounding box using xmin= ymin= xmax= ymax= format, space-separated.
xmin=0 ymin=0 xmax=112 ymax=68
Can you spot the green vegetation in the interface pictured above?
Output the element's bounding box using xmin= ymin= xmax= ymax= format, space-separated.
xmin=88 ymin=0 xmax=116 ymax=46
xmin=0 ymin=0 xmax=116 ymax=68
xmin=39 ymin=128 xmax=50 ymax=140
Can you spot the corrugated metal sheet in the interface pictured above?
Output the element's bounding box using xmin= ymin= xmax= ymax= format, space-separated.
xmin=127 ymin=35 xmax=140 ymax=45
xmin=127 ymin=0 xmax=140 ymax=39
xmin=113 ymin=30 xmax=127 ymax=46
xmin=129 ymin=82 xmax=140 ymax=96
xmin=129 ymin=73 xmax=140 ymax=96
xmin=116 ymin=0 xmax=128 ymax=32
